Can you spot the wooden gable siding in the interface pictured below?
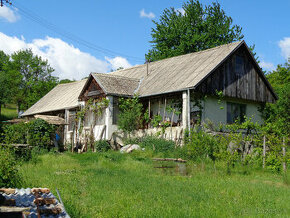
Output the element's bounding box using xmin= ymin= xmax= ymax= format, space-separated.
xmin=79 ymin=77 xmax=105 ymax=101
xmin=196 ymin=45 xmax=276 ymax=103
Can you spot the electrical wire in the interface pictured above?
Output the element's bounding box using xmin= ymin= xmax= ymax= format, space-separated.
xmin=11 ymin=2 xmax=145 ymax=63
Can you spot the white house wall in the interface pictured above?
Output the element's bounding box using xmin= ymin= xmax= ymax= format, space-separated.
xmin=201 ymin=96 xmax=263 ymax=125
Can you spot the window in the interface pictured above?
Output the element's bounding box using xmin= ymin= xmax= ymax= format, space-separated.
xmin=113 ymin=97 xmax=119 ymax=125
xmin=235 ymin=55 xmax=244 ymax=75
xmin=227 ymin=102 xmax=246 ymax=124
xmin=68 ymin=111 xmax=76 ymax=131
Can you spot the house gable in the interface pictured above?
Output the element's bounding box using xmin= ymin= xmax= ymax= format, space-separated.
xmin=79 ymin=75 xmax=105 ymax=101
xmin=195 ymin=43 xmax=277 ymax=103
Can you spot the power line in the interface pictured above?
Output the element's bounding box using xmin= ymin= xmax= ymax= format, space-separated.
xmin=10 ymin=2 xmax=145 ymax=63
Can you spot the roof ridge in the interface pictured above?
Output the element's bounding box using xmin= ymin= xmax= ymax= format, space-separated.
xmin=57 ymin=79 xmax=86 ymax=86
xmin=93 ymin=72 xmax=140 ymax=81
xmin=111 ymin=41 xmax=242 ymax=74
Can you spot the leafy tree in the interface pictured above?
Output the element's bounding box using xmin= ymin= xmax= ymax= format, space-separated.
xmin=117 ymin=95 xmax=143 ymax=135
xmin=0 ymin=51 xmax=19 ymax=117
xmin=263 ymin=59 xmax=290 ymax=135
xmin=146 ymin=0 xmax=244 ymax=62
xmin=10 ymin=49 xmax=59 ymax=111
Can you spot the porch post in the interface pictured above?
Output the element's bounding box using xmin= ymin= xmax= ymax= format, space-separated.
xmin=105 ymin=96 xmax=113 ymax=140
xmin=182 ymin=91 xmax=188 ymax=130
xmin=64 ymin=109 xmax=69 ymax=145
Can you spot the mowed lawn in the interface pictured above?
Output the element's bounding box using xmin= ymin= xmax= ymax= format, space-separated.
xmin=19 ymin=152 xmax=290 ymax=218
xmin=0 ymin=104 xmax=18 ymax=121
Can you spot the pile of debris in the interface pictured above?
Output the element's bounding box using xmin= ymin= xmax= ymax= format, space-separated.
xmin=0 ymin=188 xmax=69 ymax=217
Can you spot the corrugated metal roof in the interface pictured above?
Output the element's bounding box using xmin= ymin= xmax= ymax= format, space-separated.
xmin=92 ymin=73 xmax=140 ymax=96
xmin=22 ymin=80 xmax=86 ymax=117
xmin=0 ymin=188 xmax=69 ymax=217
xmin=111 ymin=41 xmax=242 ymax=96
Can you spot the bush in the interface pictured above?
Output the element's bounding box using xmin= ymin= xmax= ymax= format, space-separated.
xmin=117 ymin=96 xmax=143 ymax=135
xmin=27 ymin=119 xmax=55 ymax=148
xmin=183 ymin=129 xmax=220 ymax=161
xmin=1 ymin=122 xmax=28 ymax=144
xmin=0 ymin=147 xmax=21 ymax=187
xmin=140 ymin=136 xmax=175 ymax=153
xmin=95 ymin=140 xmax=111 ymax=152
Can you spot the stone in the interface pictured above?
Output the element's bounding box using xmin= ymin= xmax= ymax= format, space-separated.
xmin=120 ymin=144 xmax=141 ymax=153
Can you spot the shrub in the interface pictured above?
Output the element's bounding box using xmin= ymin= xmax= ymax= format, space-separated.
xmin=27 ymin=119 xmax=56 ymax=148
xmin=183 ymin=129 xmax=220 ymax=161
xmin=117 ymin=95 xmax=143 ymax=135
xmin=1 ymin=122 xmax=28 ymax=144
xmin=140 ymin=136 xmax=175 ymax=153
xmin=95 ymin=140 xmax=111 ymax=152
xmin=0 ymin=147 xmax=21 ymax=187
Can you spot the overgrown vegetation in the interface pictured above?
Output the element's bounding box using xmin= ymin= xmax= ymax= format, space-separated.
xmin=1 ymin=119 xmax=56 ymax=149
xmin=0 ymin=147 xmax=21 ymax=187
xmin=19 ymin=152 xmax=290 ymax=217
xmin=117 ymin=95 xmax=143 ymax=135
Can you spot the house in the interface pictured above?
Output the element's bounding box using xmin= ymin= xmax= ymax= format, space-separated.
xmin=22 ymin=41 xmax=277 ymax=145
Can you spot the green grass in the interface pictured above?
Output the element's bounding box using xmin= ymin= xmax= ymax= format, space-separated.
xmin=19 ymin=152 xmax=290 ymax=218
xmin=0 ymin=103 xmax=18 ymax=121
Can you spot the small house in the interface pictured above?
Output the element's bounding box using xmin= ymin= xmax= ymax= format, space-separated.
xmin=22 ymin=41 xmax=277 ymax=145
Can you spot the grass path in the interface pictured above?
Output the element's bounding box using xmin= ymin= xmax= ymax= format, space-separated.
xmin=19 ymin=152 xmax=290 ymax=217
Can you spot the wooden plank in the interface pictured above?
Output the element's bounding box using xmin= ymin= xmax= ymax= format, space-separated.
xmin=152 ymin=158 xmax=187 ymax=163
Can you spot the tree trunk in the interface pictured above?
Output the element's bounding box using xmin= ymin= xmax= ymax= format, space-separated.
xmin=0 ymin=103 xmax=2 ymax=117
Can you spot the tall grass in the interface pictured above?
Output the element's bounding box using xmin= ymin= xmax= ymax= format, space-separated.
xmin=19 ymin=152 xmax=290 ymax=218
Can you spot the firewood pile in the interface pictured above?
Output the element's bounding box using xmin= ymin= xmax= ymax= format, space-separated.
xmin=0 ymin=188 xmax=69 ymax=217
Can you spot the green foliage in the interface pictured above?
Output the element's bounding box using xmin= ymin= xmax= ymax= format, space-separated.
xmin=0 ymin=51 xmax=18 ymax=117
xmin=76 ymin=98 xmax=109 ymax=134
xmin=117 ymin=95 xmax=143 ymax=134
xmin=19 ymin=152 xmax=290 ymax=217
xmin=10 ymin=49 xmax=59 ymax=110
xmin=27 ymin=119 xmax=56 ymax=148
xmin=263 ymin=59 xmax=290 ymax=135
xmin=95 ymin=140 xmax=111 ymax=152
xmin=0 ymin=147 xmax=21 ymax=187
xmin=140 ymin=136 xmax=175 ymax=154
xmin=146 ymin=0 xmax=243 ymax=62
xmin=183 ymin=129 xmax=220 ymax=161
xmin=1 ymin=122 xmax=28 ymax=144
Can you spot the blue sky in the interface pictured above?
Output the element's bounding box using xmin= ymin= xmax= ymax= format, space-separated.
xmin=0 ymin=0 xmax=289 ymax=80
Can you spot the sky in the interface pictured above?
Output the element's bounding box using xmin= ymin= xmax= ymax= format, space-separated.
xmin=0 ymin=0 xmax=289 ymax=80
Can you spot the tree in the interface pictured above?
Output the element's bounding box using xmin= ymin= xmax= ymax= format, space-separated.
xmin=0 ymin=51 xmax=18 ymax=117
xmin=117 ymin=96 xmax=143 ymax=135
xmin=10 ymin=49 xmax=58 ymax=111
xmin=263 ymin=59 xmax=290 ymax=135
xmin=146 ymin=0 xmax=244 ymax=62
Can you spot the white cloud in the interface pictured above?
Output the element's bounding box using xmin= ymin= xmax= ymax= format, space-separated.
xmin=260 ymin=61 xmax=275 ymax=71
xmin=0 ymin=5 xmax=19 ymax=22
xmin=140 ymin=9 xmax=155 ymax=19
xmin=175 ymin=8 xmax=185 ymax=16
xmin=105 ymin=56 xmax=132 ymax=71
xmin=0 ymin=32 xmax=132 ymax=80
xmin=279 ymin=37 xmax=290 ymax=60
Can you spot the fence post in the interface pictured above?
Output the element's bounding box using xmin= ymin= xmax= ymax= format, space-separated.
xmin=263 ymin=135 xmax=266 ymax=169
xmin=282 ymin=137 xmax=286 ymax=172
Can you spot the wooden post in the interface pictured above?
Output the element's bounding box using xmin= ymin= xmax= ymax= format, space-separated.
xmin=282 ymin=137 xmax=286 ymax=172
xmin=158 ymin=99 xmax=161 ymax=116
xmin=163 ymin=98 xmax=167 ymax=121
xmin=148 ymin=99 xmax=151 ymax=118
xmin=263 ymin=135 xmax=266 ymax=169
xmin=148 ymin=99 xmax=151 ymax=128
